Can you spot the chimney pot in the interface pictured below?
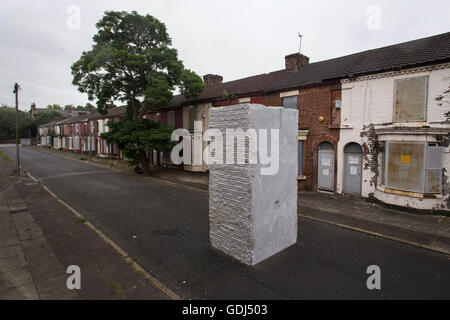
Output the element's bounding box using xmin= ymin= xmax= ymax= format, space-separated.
xmin=285 ymin=53 xmax=310 ymax=71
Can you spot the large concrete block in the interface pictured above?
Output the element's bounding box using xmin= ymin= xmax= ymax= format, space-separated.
xmin=209 ymin=104 xmax=298 ymax=265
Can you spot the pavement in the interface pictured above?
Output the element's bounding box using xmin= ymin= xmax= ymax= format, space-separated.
xmin=0 ymin=151 xmax=170 ymax=300
xmin=1 ymin=146 xmax=449 ymax=299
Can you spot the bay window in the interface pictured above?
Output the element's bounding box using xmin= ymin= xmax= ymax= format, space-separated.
xmin=383 ymin=141 xmax=442 ymax=194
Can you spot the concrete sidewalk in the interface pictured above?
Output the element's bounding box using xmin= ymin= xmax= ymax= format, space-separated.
xmin=298 ymin=192 xmax=450 ymax=254
xmin=0 ymin=156 xmax=170 ymax=300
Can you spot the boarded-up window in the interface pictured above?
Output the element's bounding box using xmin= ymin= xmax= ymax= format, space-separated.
xmin=167 ymin=111 xmax=175 ymax=128
xmin=384 ymin=142 xmax=444 ymax=194
xmin=426 ymin=146 xmax=443 ymax=194
xmin=74 ymin=137 xmax=80 ymax=149
xmin=188 ymin=107 xmax=195 ymax=131
xmin=162 ymin=151 xmax=172 ymax=164
xmin=298 ymin=140 xmax=303 ymax=176
xmin=385 ymin=142 xmax=426 ymax=193
xmin=283 ymin=96 xmax=298 ymax=109
xmin=91 ymin=137 xmax=96 ymax=151
xmin=394 ymin=76 xmax=428 ymax=122
xmin=380 ymin=141 xmax=386 ymax=185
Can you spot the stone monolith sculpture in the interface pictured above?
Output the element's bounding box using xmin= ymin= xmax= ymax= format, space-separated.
xmin=209 ymin=104 xmax=298 ymax=265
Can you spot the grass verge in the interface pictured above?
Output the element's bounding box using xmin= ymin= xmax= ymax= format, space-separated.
xmin=0 ymin=149 xmax=13 ymax=162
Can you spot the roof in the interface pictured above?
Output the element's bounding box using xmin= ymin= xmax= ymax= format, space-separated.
xmin=88 ymin=106 xmax=127 ymax=120
xmin=108 ymin=106 xmax=127 ymax=117
xmin=54 ymin=118 xmax=72 ymax=125
xmin=38 ymin=107 xmax=127 ymax=128
xmin=171 ymin=72 xmax=279 ymax=107
xmin=40 ymin=116 xmax=72 ymax=127
xmin=170 ymin=31 xmax=450 ymax=107
xmin=40 ymin=121 xmax=58 ymax=128
xmin=270 ymin=31 xmax=450 ymax=91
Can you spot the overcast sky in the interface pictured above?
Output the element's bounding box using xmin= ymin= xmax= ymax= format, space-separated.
xmin=1 ymin=0 xmax=449 ymax=111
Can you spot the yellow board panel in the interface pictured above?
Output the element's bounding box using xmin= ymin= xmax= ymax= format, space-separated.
xmin=401 ymin=155 xmax=411 ymax=164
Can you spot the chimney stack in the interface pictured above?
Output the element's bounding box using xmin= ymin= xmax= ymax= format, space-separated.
xmin=285 ymin=53 xmax=310 ymax=71
xmin=203 ymin=74 xmax=223 ymax=88
xmin=30 ymin=103 xmax=37 ymax=119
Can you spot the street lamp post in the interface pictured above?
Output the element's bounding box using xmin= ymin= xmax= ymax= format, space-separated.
xmin=13 ymin=83 xmax=20 ymax=172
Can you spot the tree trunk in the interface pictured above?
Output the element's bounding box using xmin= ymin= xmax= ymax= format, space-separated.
xmin=131 ymin=98 xmax=153 ymax=174
xmin=139 ymin=150 xmax=151 ymax=175
xmin=131 ymin=98 xmax=139 ymax=121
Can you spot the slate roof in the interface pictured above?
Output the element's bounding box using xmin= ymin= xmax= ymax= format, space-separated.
xmin=171 ymin=31 xmax=450 ymax=107
xmin=88 ymin=106 xmax=127 ymax=120
xmin=40 ymin=117 xmax=72 ymax=128
xmin=64 ymin=113 xmax=94 ymax=124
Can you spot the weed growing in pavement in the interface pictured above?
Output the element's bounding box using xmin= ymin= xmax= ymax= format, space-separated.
xmin=109 ymin=280 xmax=124 ymax=296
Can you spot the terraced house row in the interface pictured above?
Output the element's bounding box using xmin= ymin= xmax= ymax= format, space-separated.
xmin=39 ymin=32 xmax=450 ymax=212
xmin=38 ymin=106 xmax=125 ymax=158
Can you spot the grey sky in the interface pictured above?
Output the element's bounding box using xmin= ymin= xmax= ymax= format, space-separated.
xmin=1 ymin=0 xmax=449 ymax=111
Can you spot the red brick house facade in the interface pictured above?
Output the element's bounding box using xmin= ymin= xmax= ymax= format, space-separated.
xmin=38 ymin=32 xmax=450 ymax=200
xmin=145 ymin=52 xmax=344 ymax=191
xmin=259 ymin=84 xmax=341 ymax=191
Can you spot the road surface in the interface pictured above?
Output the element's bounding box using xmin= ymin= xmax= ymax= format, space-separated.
xmin=1 ymin=146 xmax=449 ymax=299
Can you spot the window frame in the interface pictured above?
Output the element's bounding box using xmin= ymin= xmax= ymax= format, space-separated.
xmin=426 ymin=144 xmax=443 ymax=194
xmin=282 ymin=95 xmax=298 ymax=110
xmin=298 ymin=140 xmax=303 ymax=177
xmin=384 ymin=141 xmax=426 ymax=193
xmin=393 ymin=76 xmax=429 ymax=123
xmin=167 ymin=110 xmax=176 ymax=128
xmin=383 ymin=141 xmax=443 ymax=194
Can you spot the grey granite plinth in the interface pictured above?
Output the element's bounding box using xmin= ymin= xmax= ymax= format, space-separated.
xmin=209 ymin=104 xmax=298 ymax=265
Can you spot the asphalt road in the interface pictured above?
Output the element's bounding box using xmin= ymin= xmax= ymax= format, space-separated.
xmin=2 ymin=146 xmax=449 ymax=299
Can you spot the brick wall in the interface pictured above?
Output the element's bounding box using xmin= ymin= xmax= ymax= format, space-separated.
xmin=250 ymin=84 xmax=341 ymax=191
xmin=211 ymin=95 xmax=266 ymax=107
xmin=207 ymin=83 xmax=341 ymax=191
xmin=297 ymin=84 xmax=341 ymax=191
xmin=263 ymin=94 xmax=282 ymax=107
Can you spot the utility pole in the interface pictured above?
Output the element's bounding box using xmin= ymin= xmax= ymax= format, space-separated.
xmin=13 ymin=83 xmax=20 ymax=172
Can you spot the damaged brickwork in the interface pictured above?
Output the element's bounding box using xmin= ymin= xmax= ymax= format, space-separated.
xmin=441 ymin=168 xmax=450 ymax=209
xmin=360 ymin=124 xmax=450 ymax=210
xmin=437 ymin=133 xmax=450 ymax=209
xmin=361 ymin=124 xmax=380 ymax=188
xmin=436 ymin=84 xmax=450 ymax=121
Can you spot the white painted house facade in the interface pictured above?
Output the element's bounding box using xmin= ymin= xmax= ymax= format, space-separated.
xmin=337 ymin=63 xmax=450 ymax=211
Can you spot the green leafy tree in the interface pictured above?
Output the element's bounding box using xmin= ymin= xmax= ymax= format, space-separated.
xmin=46 ymin=104 xmax=62 ymax=110
xmin=0 ymin=108 xmax=34 ymax=140
xmin=85 ymin=103 xmax=96 ymax=112
xmin=34 ymin=111 xmax=67 ymax=127
xmin=71 ymin=11 xmax=204 ymax=173
xmin=73 ymin=103 xmax=97 ymax=112
xmin=101 ymin=118 xmax=174 ymax=172
xmin=31 ymin=111 xmax=68 ymax=137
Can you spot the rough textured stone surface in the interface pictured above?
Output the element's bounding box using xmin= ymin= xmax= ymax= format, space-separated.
xmin=209 ymin=104 xmax=298 ymax=265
